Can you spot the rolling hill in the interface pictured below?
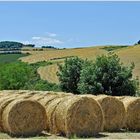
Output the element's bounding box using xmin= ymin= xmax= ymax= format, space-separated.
xmin=20 ymin=45 xmax=140 ymax=84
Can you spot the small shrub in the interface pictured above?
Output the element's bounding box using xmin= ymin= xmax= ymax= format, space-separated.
xmin=33 ymin=80 xmax=60 ymax=91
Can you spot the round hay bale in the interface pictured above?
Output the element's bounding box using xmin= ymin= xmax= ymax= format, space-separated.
xmin=38 ymin=94 xmax=59 ymax=106
xmin=37 ymin=94 xmax=69 ymax=130
xmin=0 ymin=96 xmax=19 ymax=131
xmin=78 ymin=94 xmax=104 ymax=131
xmin=0 ymin=93 xmax=41 ymax=131
xmin=38 ymin=94 xmax=70 ymax=106
xmin=115 ymin=96 xmax=128 ymax=100
xmin=0 ymin=90 xmax=30 ymax=97
xmin=2 ymin=99 xmax=47 ymax=136
xmin=27 ymin=93 xmax=46 ymax=101
xmin=0 ymin=93 xmax=35 ymax=131
xmin=54 ymin=95 xmax=104 ymax=137
xmin=44 ymin=97 xmax=64 ymax=133
xmin=120 ymin=96 xmax=140 ymax=131
xmin=40 ymin=91 xmax=73 ymax=96
xmin=0 ymin=90 xmax=24 ymax=95
xmin=49 ymin=91 xmax=73 ymax=96
xmin=0 ymin=91 xmax=15 ymax=96
xmin=95 ymin=95 xmax=126 ymax=132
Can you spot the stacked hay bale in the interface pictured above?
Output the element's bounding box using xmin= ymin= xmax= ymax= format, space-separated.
xmin=2 ymin=99 xmax=46 ymax=136
xmin=0 ymin=90 xmax=74 ymax=136
xmin=2 ymin=90 xmax=140 ymax=138
xmin=94 ymin=95 xmax=126 ymax=132
xmin=46 ymin=95 xmax=104 ymax=137
xmin=37 ymin=93 xmax=73 ymax=131
xmin=117 ymin=96 xmax=140 ymax=131
xmin=0 ymin=91 xmax=47 ymax=136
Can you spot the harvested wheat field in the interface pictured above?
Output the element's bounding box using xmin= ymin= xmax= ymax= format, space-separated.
xmin=20 ymin=47 xmax=107 ymax=64
xmin=37 ymin=64 xmax=60 ymax=84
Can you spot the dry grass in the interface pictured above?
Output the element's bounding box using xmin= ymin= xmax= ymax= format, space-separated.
xmin=116 ymin=45 xmax=140 ymax=81
xmin=20 ymin=46 xmax=107 ymax=64
xmin=37 ymin=64 xmax=60 ymax=84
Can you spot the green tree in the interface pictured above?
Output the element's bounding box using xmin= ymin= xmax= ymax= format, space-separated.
xmin=57 ymin=57 xmax=84 ymax=94
xmin=78 ymin=53 xmax=139 ymax=96
xmin=0 ymin=62 xmax=38 ymax=90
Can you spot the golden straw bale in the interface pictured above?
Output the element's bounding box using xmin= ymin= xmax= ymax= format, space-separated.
xmin=36 ymin=94 xmax=72 ymax=131
xmin=39 ymin=91 xmax=73 ymax=96
xmin=54 ymin=95 xmax=104 ymax=137
xmin=27 ymin=93 xmax=46 ymax=101
xmin=37 ymin=94 xmax=62 ymax=130
xmin=79 ymin=94 xmax=104 ymax=131
xmin=95 ymin=95 xmax=126 ymax=131
xmin=0 ymin=96 xmax=19 ymax=131
xmin=115 ymin=96 xmax=127 ymax=100
xmin=43 ymin=97 xmax=64 ymax=133
xmin=38 ymin=94 xmax=60 ymax=106
xmin=120 ymin=96 xmax=140 ymax=131
xmin=38 ymin=93 xmax=72 ymax=106
xmin=2 ymin=99 xmax=46 ymax=136
xmin=0 ymin=93 xmax=35 ymax=131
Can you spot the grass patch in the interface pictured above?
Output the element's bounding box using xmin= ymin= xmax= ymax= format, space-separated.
xmin=102 ymin=45 xmax=129 ymax=52
xmin=0 ymin=53 xmax=29 ymax=63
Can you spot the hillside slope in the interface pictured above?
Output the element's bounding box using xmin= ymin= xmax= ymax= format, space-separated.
xmin=20 ymin=45 xmax=140 ymax=84
xmin=116 ymin=45 xmax=140 ymax=80
xmin=20 ymin=46 xmax=107 ymax=63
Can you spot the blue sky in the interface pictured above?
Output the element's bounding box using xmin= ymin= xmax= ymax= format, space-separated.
xmin=0 ymin=2 xmax=140 ymax=48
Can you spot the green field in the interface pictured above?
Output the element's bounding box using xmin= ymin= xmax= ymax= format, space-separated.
xmin=0 ymin=53 xmax=29 ymax=63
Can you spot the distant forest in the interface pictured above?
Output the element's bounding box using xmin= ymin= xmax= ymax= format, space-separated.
xmin=0 ymin=41 xmax=59 ymax=49
xmin=0 ymin=41 xmax=35 ymax=49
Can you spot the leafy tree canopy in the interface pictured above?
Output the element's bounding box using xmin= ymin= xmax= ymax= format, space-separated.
xmin=78 ymin=53 xmax=139 ymax=96
xmin=57 ymin=57 xmax=84 ymax=94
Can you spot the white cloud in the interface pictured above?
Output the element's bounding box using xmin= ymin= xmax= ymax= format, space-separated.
xmin=21 ymin=32 xmax=63 ymax=47
xmin=46 ymin=32 xmax=57 ymax=37
xmin=32 ymin=37 xmax=41 ymax=40
xmin=31 ymin=36 xmax=63 ymax=46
